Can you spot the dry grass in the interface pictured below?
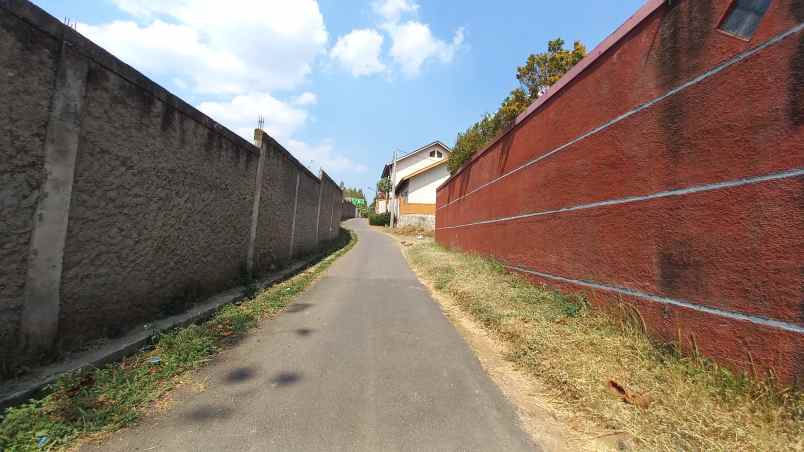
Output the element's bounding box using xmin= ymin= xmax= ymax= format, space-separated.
xmin=389 ymin=225 xmax=434 ymax=238
xmin=404 ymin=239 xmax=803 ymax=452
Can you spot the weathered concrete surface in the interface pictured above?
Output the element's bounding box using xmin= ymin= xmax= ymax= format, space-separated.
xmin=293 ymin=171 xmax=320 ymax=257
xmin=0 ymin=258 xmax=314 ymax=411
xmin=84 ymin=219 xmax=537 ymax=452
xmin=255 ymin=136 xmax=304 ymax=272
xmin=58 ymin=61 xmax=258 ymax=348
xmin=19 ymin=41 xmax=88 ymax=351
xmin=398 ymin=214 xmax=435 ymax=230
xmin=316 ymin=170 xmax=341 ymax=244
xmin=0 ymin=0 xmax=345 ymax=364
xmin=0 ymin=3 xmax=59 ymax=366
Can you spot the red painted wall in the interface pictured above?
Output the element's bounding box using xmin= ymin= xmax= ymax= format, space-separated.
xmin=436 ymin=0 xmax=804 ymax=385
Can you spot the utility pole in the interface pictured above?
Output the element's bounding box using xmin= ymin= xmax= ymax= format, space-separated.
xmin=389 ymin=149 xmax=398 ymax=228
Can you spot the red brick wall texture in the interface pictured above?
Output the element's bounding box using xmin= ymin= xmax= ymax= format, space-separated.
xmin=436 ymin=0 xmax=804 ymax=385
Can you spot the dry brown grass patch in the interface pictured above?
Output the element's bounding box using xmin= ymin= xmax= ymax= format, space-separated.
xmin=403 ymin=239 xmax=803 ymax=452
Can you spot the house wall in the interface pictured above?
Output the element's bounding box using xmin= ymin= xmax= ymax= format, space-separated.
xmin=407 ymin=164 xmax=449 ymax=204
xmin=436 ymin=0 xmax=804 ymax=384
xmin=392 ymin=144 xmax=448 ymax=187
xmin=0 ymin=0 xmax=344 ymax=370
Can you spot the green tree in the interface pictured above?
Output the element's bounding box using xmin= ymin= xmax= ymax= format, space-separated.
xmin=447 ymin=38 xmax=586 ymax=174
xmin=343 ymin=187 xmax=366 ymax=199
xmin=516 ymin=38 xmax=587 ymax=100
xmin=376 ymin=177 xmax=392 ymax=194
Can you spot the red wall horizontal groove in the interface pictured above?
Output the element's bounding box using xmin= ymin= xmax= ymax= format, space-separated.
xmin=436 ymin=0 xmax=804 ymax=385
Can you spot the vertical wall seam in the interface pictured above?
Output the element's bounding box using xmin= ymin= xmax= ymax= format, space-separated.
xmin=328 ymin=191 xmax=335 ymax=239
xmin=19 ymin=40 xmax=89 ymax=351
xmin=246 ymin=136 xmax=267 ymax=275
xmin=314 ymin=172 xmax=324 ymax=245
xmin=288 ymin=173 xmax=301 ymax=258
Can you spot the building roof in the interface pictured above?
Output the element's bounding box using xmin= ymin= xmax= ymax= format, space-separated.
xmin=381 ymin=141 xmax=451 ymax=178
xmin=441 ymin=0 xmax=666 ymax=187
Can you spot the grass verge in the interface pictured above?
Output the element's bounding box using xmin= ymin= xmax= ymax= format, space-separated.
xmin=0 ymin=229 xmax=356 ymax=452
xmin=400 ymin=238 xmax=802 ymax=451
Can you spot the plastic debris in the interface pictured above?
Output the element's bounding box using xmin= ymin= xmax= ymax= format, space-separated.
xmin=36 ymin=433 xmax=49 ymax=448
xmin=147 ymin=356 xmax=162 ymax=365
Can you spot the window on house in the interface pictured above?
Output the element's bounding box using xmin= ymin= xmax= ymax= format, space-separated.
xmin=429 ymin=150 xmax=443 ymax=159
xmin=719 ymin=0 xmax=771 ymax=39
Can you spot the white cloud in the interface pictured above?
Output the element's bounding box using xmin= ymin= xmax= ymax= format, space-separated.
xmin=198 ymin=92 xmax=308 ymax=142
xmin=198 ymin=93 xmax=365 ymax=175
xmin=330 ymin=29 xmax=386 ymax=76
xmin=79 ymin=0 xmax=328 ymax=94
xmin=371 ymin=0 xmax=419 ymax=22
xmin=287 ymin=139 xmax=368 ymax=174
xmin=385 ymin=21 xmax=464 ymax=77
xmin=75 ymin=0 xmax=379 ymax=176
xmin=293 ymin=92 xmax=318 ymax=106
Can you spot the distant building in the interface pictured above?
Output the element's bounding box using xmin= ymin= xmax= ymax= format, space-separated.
xmin=381 ymin=141 xmax=451 ymax=229
xmin=374 ymin=191 xmax=388 ymax=214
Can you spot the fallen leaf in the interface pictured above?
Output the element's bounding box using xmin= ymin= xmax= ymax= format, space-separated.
xmin=608 ymin=380 xmax=653 ymax=409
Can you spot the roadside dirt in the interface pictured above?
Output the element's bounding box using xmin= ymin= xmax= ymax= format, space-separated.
xmin=389 ymin=235 xmax=626 ymax=452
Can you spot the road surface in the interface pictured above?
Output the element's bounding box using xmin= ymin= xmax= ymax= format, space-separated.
xmin=86 ymin=219 xmax=536 ymax=452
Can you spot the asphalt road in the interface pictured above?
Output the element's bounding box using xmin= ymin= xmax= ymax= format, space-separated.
xmin=86 ymin=219 xmax=537 ymax=452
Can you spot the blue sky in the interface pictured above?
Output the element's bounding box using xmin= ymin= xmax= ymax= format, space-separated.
xmin=33 ymin=0 xmax=644 ymax=194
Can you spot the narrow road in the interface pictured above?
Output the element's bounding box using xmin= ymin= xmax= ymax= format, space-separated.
xmin=87 ymin=219 xmax=536 ymax=452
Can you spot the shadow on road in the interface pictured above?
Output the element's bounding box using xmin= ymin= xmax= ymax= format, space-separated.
xmin=269 ymin=371 xmax=303 ymax=387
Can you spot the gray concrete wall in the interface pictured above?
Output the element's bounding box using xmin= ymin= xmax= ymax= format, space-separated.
xmin=254 ymin=135 xmax=324 ymax=273
xmin=317 ymin=171 xmax=341 ymax=244
xmin=398 ymin=214 xmax=435 ymax=230
xmin=0 ymin=0 xmax=344 ymax=370
xmin=294 ymin=172 xmax=322 ymax=257
xmin=0 ymin=7 xmax=59 ymax=363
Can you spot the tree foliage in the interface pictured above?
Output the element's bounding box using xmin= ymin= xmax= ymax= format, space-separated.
xmin=343 ymin=186 xmax=366 ymax=199
xmin=447 ymin=38 xmax=586 ymax=174
xmin=376 ymin=177 xmax=392 ymax=194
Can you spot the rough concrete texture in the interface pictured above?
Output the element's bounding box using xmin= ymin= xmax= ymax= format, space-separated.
xmin=254 ymin=137 xmax=303 ymax=273
xmin=436 ymin=0 xmax=804 ymax=384
xmin=317 ymin=171 xmax=340 ymax=244
xmin=20 ymin=41 xmax=89 ymax=351
xmin=293 ymin=172 xmax=321 ymax=257
xmin=0 ymin=258 xmax=313 ymax=411
xmin=398 ymin=214 xmax=435 ymax=230
xmin=0 ymin=0 xmax=345 ymax=366
xmin=58 ymin=60 xmax=258 ymax=347
xmin=82 ymin=220 xmax=537 ymax=452
xmin=341 ymin=201 xmax=358 ymax=220
xmin=0 ymin=7 xmax=59 ymax=364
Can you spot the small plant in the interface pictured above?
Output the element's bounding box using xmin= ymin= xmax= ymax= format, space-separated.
xmin=368 ymin=212 xmax=391 ymax=226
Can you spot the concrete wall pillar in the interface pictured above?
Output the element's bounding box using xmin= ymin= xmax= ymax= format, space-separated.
xmin=246 ymin=130 xmax=267 ymax=276
xmin=19 ymin=41 xmax=89 ymax=352
xmin=288 ymin=172 xmax=301 ymax=258
xmin=314 ymin=170 xmax=324 ymax=245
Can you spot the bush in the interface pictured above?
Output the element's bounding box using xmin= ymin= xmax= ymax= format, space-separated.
xmin=368 ymin=212 xmax=390 ymax=226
